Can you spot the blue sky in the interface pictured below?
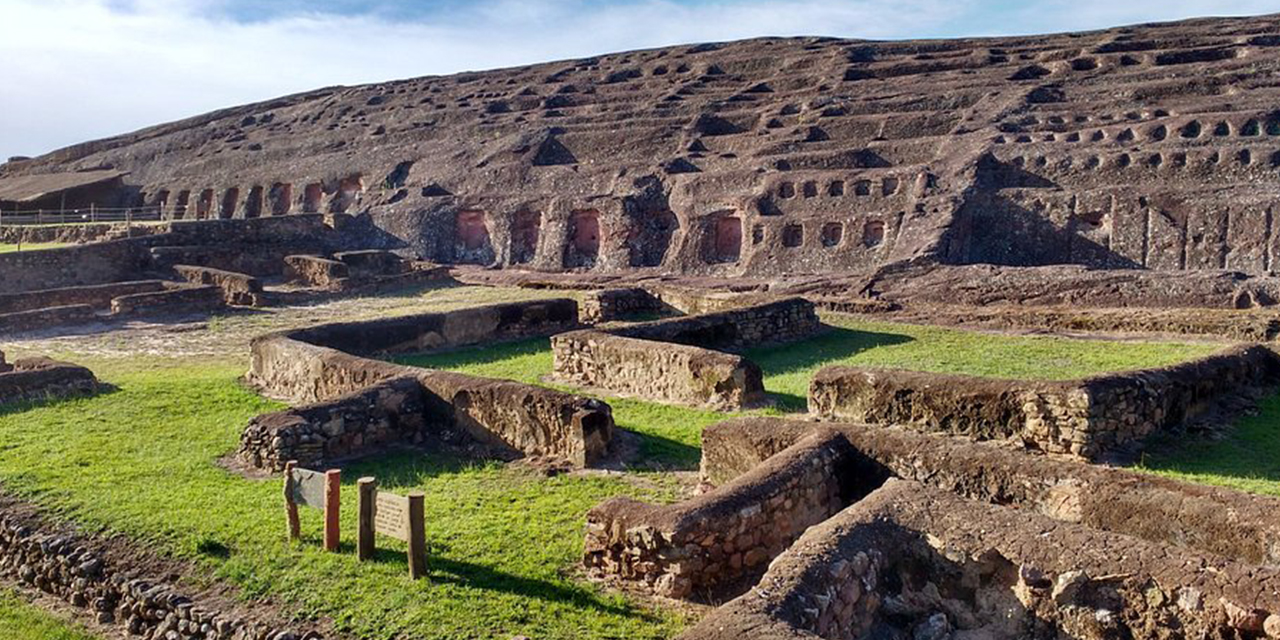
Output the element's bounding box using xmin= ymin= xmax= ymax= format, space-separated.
xmin=3 ymin=0 xmax=1278 ymax=161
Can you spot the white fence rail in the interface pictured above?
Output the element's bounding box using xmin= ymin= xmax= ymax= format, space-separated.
xmin=0 ymin=205 xmax=171 ymax=227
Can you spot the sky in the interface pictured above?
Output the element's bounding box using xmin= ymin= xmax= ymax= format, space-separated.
xmin=2 ymin=0 xmax=1279 ymax=161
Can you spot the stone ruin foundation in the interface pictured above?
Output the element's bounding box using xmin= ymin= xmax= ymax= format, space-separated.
xmin=809 ymin=344 xmax=1280 ymax=461
xmin=0 ymin=350 xmax=102 ymax=406
xmin=587 ymin=416 xmax=1280 ymax=639
xmin=240 ymin=298 xmax=614 ymax=469
xmin=552 ymin=298 xmax=822 ymax=409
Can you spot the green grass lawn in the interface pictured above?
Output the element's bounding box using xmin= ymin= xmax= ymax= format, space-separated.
xmin=0 ymin=309 xmax=1236 ymax=639
xmin=0 ymin=589 xmax=100 ymax=640
xmin=0 ymin=359 xmax=688 ymax=640
xmin=0 ymin=242 xmax=73 ymax=254
xmin=1139 ymin=392 xmax=1280 ymax=496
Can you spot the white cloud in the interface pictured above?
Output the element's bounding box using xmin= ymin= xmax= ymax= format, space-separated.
xmin=0 ymin=0 xmax=1274 ymax=161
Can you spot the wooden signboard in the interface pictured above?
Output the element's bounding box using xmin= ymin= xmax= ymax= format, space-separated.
xmin=283 ymin=461 xmax=340 ymax=552
xmin=374 ymin=492 xmax=411 ymax=542
xmin=357 ymin=476 xmax=428 ymax=579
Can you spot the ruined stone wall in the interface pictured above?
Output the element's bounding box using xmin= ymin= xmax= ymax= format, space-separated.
xmin=681 ymin=479 xmax=1280 ymax=640
xmin=332 ymin=250 xmax=407 ymax=277
xmin=238 ymin=377 xmax=426 ymax=471
xmin=0 ymin=305 xmax=96 ymax=333
xmin=285 ymin=298 xmax=579 ymax=356
xmin=247 ymin=300 xmax=612 ymax=467
xmin=551 ymin=298 xmax=819 ymax=409
xmin=0 ymin=222 xmax=168 ymax=245
xmin=578 ymin=288 xmax=664 ymax=323
xmin=0 ymin=238 xmax=149 ymax=294
xmin=173 ymin=265 xmax=264 ymax=306
xmin=702 ymin=417 xmax=1280 ymax=568
xmin=610 ymin=297 xmax=821 ymax=351
xmin=551 ymin=330 xmax=766 ymax=409
xmin=0 ymin=280 xmax=168 ymax=314
xmin=584 ymin=429 xmax=856 ymax=599
xmin=809 ymin=344 xmax=1280 ymax=460
xmin=0 ymin=357 xmax=100 ymax=406
xmin=109 ymin=284 xmax=225 ymax=317
xmin=0 ymin=214 xmax=346 ymax=295
xmin=284 ymin=255 xmax=348 ymax=287
xmin=0 ymin=502 xmax=321 ymax=640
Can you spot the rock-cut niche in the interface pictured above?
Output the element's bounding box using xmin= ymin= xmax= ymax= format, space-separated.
xmin=703 ymin=214 xmax=742 ymax=264
xmin=454 ymin=210 xmax=495 ymax=264
xmin=564 ymin=209 xmax=601 ymax=268
xmin=509 ymin=209 xmax=541 ymax=265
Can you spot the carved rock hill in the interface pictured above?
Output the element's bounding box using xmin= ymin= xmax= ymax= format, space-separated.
xmin=6 ymin=14 xmax=1280 ymax=285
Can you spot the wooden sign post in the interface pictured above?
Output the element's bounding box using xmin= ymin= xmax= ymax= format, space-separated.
xmin=357 ymin=477 xmax=377 ymax=561
xmin=356 ymin=478 xmax=428 ymax=578
xmin=283 ymin=461 xmax=341 ymax=552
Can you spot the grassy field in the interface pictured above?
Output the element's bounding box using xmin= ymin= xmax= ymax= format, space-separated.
xmin=0 ymin=296 xmax=1240 ymax=640
xmin=0 ymin=242 xmax=73 ymax=253
xmin=0 ymin=359 xmax=688 ymax=640
xmin=1139 ymin=392 xmax=1280 ymax=496
xmin=0 ymin=589 xmax=99 ymax=640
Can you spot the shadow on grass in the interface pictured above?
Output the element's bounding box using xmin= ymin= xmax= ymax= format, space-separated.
xmin=632 ymin=431 xmax=702 ymax=471
xmin=430 ymin=555 xmax=659 ymax=620
xmin=1141 ymin=389 xmax=1280 ymax=488
xmin=0 ymin=384 xmax=120 ymax=418
xmin=393 ymin=337 xmax=551 ymax=370
xmin=1139 ymin=391 xmax=1280 ymax=492
xmin=309 ymin=450 xmax=662 ymax=621
xmin=341 ymin=450 xmax=492 ymax=485
xmin=747 ymin=327 xmax=915 ymax=377
xmin=747 ymin=327 xmax=914 ymax=411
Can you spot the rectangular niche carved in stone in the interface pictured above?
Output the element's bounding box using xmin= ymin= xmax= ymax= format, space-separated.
xmin=821 ymin=222 xmax=844 ymax=247
xmin=455 ymin=210 xmax=494 ymax=264
xmin=564 ymin=209 xmax=601 ymax=268
xmin=509 ymin=209 xmax=541 ymax=264
xmin=783 ymin=223 xmax=804 ymax=247
xmin=863 ymin=220 xmax=886 ymax=247
xmin=704 ymin=215 xmax=742 ymax=263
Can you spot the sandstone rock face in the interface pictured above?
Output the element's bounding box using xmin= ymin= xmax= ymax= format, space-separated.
xmin=6 ymin=16 xmax=1280 ymax=282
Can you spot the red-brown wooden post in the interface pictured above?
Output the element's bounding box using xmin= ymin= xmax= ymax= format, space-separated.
xmin=324 ymin=469 xmax=341 ymax=552
xmin=283 ymin=461 xmax=300 ymax=541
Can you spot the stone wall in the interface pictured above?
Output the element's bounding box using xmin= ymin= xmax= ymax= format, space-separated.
xmin=0 ymin=214 xmax=346 ymax=295
xmin=238 ymin=377 xmax=426 ymax=470
xmin=0 ymin=501 xmax=321 ymax=640
xmin=583 ymin=429 xmax=856 ymax=599
xmin=0 ymin=238 xmax=149 ymax=294
xmin=0 ymin=280 xmax=168 ymax=314
xmin=285 ymin=298 xmax=579 ymax=356
xmin=551 ymin=298 xmax=820 ymax=409
xmin=681 ymin=479 xmax=1280 ymax=640
xmin=0 ymin=221 xmax=167 ymax=245
xmin=579 ymin=288 xmax=665 ymax=323
xmin=110 ymin=284 xmax=226 ymax=317
xmin=333 ymin=250 xmax=407 ymax=277
xmin=701 ymin=416 xmax=1280 ymax=568
xmin=284 ymin=255 xmax=349 ymax=287
xmin=246 ymin=299 xmax=612 ymax=467
xmin=0 ymin=305 xmax=97 ymax=333
xmin=610 ymin=297 xmax=822 ymax=351
xmin=173 ymin=265 xmax=264 ymax=306
xmin=809 ymin=344 xmax=1280 ymax=460
xmin=0 ymin=357 xmax=100 ymax=405
xmin=551 ymin=331 xmax=766 ymax=409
